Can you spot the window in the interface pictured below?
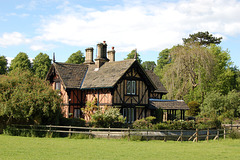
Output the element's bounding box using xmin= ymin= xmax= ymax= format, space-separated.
xmin=123 ymin=108 xmax=135 ymax=123
xmin=74 ymin=109 xmax=81 ymax=118
xmin=55 ymin=82 xmax=61 ymax=90
xmin=127 ymin=80 xmax=136 ymax=95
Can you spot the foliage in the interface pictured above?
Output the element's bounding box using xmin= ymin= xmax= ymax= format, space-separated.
xmin=188 ymin=101 xmax=200 ymax=116
xmin=0 ymin=69 xmax=62 ymax=125
xmin=81 ymin=98 xmax=98 ymax=121
xmin=32 ymin=53 xmax=51 ymax=79
xmin=9 ymin=52 xmax=31 ymax=72
xmin=153 ymin=120 xmax=196 ymax=130
xmin=0 ymin=56 xmax=7 ymax=74
xmin=182 ymin=31 xmax=222 ymax=46
xmin=141 ymin=61 xmax=156 ymax=70
xmin=66 ymin=50 xmax=85 ymax=64
xmin=154 ymin=48 xmax=171 ymax=78
xmin=133 ymin=116 xmax=156 ymax=129
xmin=125 ymin=49 xmax=142 ymax=64
xmin=201 ymin=90 xmax=240 ymax=119
xmin=91 ymin=106 xmax=125 ymax=128
xmin=59 ymin=117 xmax=85 ymax=127
xmin=228 ymin=130 xmax=240 ymax=139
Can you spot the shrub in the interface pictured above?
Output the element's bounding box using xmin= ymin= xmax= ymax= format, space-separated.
xmin=91 ymin=106 xmax=125 ymax=128
xmin=228 ymin=130 xmax=240 ymax=139
xmin=59 ymin=117 xmax=85 ymax=127
xmin=133 ymin=116 xmax=156 ymax=129
xmin=188 ymin=101 xmax=200 ymax=116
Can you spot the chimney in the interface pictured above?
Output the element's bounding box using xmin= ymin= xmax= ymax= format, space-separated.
xmin=95 ymin=41 xmax=109 ymax=68
xmin=84 ymin=47 xmax=94 ymax=65
xmin=107 ymin=47 xmax=115 ymax=62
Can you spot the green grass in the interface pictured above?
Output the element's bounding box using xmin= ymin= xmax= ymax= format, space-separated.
xmin=0 ymin=135 xmax=239 ymax=160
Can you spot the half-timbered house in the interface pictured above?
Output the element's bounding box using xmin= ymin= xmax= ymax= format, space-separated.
xmin=46 ymin=41 xmax=189 ymax=122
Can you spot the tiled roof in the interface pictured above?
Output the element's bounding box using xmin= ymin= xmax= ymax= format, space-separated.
xmin=81 ymin=59 xmax=136 ymax=89
xmin=145 ymin=70 xmax=168 ymax=93
xmin=53 ymin=62 xmax=88 ymax=89
xmin=150 ymin=99 xmax=189 ymax=110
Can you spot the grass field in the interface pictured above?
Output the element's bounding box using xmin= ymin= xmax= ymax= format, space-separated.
xmin=0 ymin=135 xmax=239 ymax=160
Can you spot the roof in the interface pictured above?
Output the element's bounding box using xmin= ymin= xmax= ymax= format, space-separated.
xmin=145 ymin=70 xmax=168 ymax=93
xmin=150 ymin=99 xmax=189 ymax=110
xmin=81 ymin=59 xmax=137 ymax=89
xmin=53 ymin=62 xmax=88 ymax=89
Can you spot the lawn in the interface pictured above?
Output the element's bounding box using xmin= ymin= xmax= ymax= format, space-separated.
xmin=0 ymin=135 xmax=239 ymax=160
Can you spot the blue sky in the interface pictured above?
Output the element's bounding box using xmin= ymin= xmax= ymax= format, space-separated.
xmin=0 ymin=0 xmax=240 ymax=68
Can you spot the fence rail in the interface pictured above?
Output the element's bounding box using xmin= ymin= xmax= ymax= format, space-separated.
xmin=7 ymin=124 xmax=233 ymax=142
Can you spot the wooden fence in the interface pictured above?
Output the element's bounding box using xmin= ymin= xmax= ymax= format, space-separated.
xmin=7 ymin=124 xmax=233 ymax=142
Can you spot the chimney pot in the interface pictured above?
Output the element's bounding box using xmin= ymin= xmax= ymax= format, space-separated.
xmin=84 ymin=47 xmax=94 ymax=65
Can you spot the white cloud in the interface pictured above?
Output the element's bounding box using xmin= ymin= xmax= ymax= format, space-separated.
xmin=36 ymin=0 xmax=240 ymax=52
xmin=30 ymin=43 xmax=56 ymax=51
xmin=0 ymin=32 xmax=31 ymax=47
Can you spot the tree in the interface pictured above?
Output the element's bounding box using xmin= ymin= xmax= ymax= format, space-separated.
xmin=154 ymin=48 xmax=171 ymax=78
xmin=125 ymin=49 xmax=142 ymax=64
xmin=9 ymin=52 xmax=31 ymax=72
xmin=183 ymin=31 xmax=222 ymax=46
xmin=66 ymin=50 xmax=85 ymax=64
xmin=161 ymin=43 xmax=215 ymax=102
xmin=0 ymin=69 xmax=62 ymax=125
xmin=142 ymin=61 xmax=156 ymax=70
xmin=187 ymin=101 xmax=200 ymax=116
xmin=0 ymin=56 xmax=7 ymax=74
xmin=33 ymin=53 xmax=51 ymax=79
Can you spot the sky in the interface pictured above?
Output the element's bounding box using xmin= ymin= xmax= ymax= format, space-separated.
xmin=0 ymin=0 xmax=240 ymax=68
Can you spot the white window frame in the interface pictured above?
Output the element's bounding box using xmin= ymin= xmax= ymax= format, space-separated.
xmin=74 ymin=108 xmax=81 ymax=118
xmin=127 ymin=80 xmax=136 ymax=95
xmin=55 ymin=82 xmax=61 ymax=90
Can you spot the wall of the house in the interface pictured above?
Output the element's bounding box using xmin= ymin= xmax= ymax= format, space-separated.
xmin=150 ymin=92 xmax=163 ymax=99
xmin=51 ymin=75 xmax=69 ymax=118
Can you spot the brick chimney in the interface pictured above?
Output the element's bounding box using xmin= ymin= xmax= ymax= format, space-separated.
xmin=84 ymin=47 xmax=95 ymax=65
xmin=95 ymin=41 xmax=109 ymax=68
xmin=107 ymin=47 xmax=115 ymax=62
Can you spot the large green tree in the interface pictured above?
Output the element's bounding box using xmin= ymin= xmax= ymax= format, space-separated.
xmin=125 ymin=49 xmax=142 ymax=64
xmin=154 ymin=48 xmax=172 ymax=78
xmin=0 ymin=56 xmax=7 ymax=74
xmin=66 ymin=50 xmax=85 ymax=64
xmin=9 ymin=52 xmax=31 ymax=72
xmin=142 ymin=61 xmax=156 ymax=70
xmin=33 ymin=53 xmax=51 ymax=79
xmin=183 ymin=31 xmax=222 ymax=46
xmin=0 ymin=69 xmax=62 ymax=125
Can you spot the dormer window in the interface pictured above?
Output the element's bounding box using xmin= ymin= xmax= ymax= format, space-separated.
xmin=127 ymin=80 xmax=136 ymax=95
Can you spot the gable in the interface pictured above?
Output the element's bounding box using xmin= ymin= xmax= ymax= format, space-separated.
xmin=46 ymin=62 xmax=88 ymax=89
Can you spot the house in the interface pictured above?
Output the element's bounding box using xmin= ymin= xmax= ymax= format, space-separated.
xmin=46 ymin=41 xmax=189 ymax=122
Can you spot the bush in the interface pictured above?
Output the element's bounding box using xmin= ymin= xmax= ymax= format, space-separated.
xmin=59 ymin=117 xmax=85 ymax=127
xmin=133 ymin=116 xmax=156 ymax=129
xmin=228 ymin=130 xmax=240 ymax=139
xmin=188 ymin=101 xmax=200 ymax=116
xmin=91 ymin=106 xmax=125 ymax=128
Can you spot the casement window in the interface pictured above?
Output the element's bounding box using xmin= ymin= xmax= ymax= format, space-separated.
xmin=127 ymin=80 xmax=136 ymax=95
xmin=123 ymin=108 xmax=135 ymax=123
xmin=74 ymin=109 xmax=81 ymax=118
xmin=55 ymin=82 xmax=61 ymax=90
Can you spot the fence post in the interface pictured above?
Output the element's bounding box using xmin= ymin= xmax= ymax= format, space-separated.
xmin=181 ymin=129 xmax=183 ymax=142
xmin=49 ymin=125 xmax=52 ymax=138
xmin=164 ymin=130 xmax=168 ymax=142
xmin=68 ymin=126 xmax=71 ymax=138
xmin=108 ymin=127 xmax=110 ymax=139
xmin=196 ymin=128 xmax=198 ymax=143
xmin=207 ymin=128 xmax=209 ymax=142
xmin=147 ymin=129 xmax=149 ymax=142
xmin=217 ymin=129 xmax=219 ymax=141
xmin=224 ymin=127 xmax=226 ymax=140
xmin=128 ymin=127 xmax=130 ymax=141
